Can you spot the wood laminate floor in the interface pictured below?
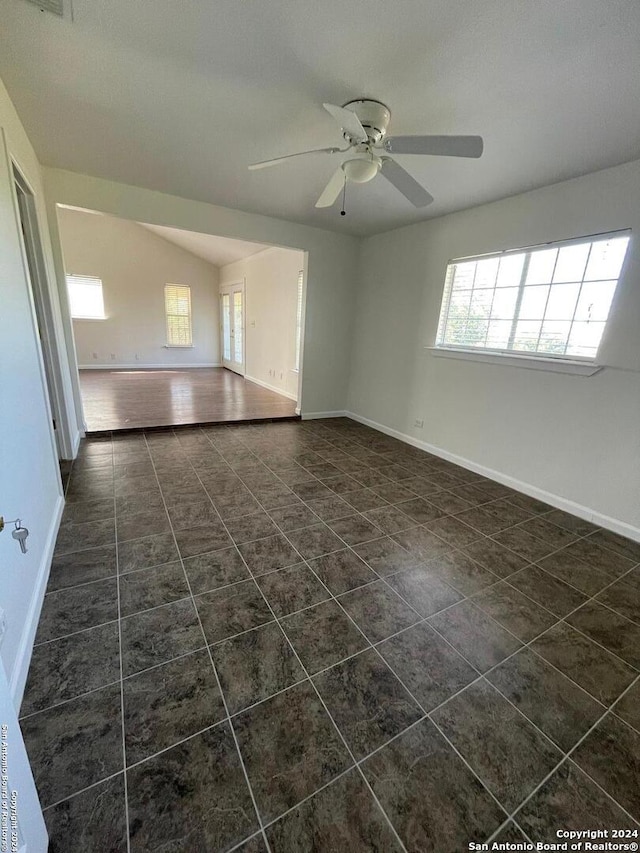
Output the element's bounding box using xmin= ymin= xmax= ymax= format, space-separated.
xmin=79 ymin=367 xmax=298 ymax=432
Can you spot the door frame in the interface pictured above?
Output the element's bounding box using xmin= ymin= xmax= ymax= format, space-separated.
xmin=219 ymin=278 xmax=246 ymax=376
xmin=10 ymin=157 xmax=75 ymax=460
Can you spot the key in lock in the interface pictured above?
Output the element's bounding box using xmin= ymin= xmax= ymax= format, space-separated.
xmin=12 ymin=522 xmax=29 ymax=554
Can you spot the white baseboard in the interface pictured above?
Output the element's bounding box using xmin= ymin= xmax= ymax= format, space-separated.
xmin=245 ymin=374 xmax=298 ymax=402
xmin=11 ymin=494 xmax=64 ymax=710
xmin=302 ymin=410 xmax=347 ymax=420
xmin=345 ymin=410 xmax=640 ymax=543
xmin=78 ymin=363 xmax=222 ymax=370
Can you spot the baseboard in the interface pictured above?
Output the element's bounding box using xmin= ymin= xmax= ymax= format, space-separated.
xmin=78 ymin=363 xmax=222 ymax=370
xmin=302 ymin=410 xmax=347 ymax=420
xmin=345 ymin=410 xmax=640 ymax=543
xmin=11 ymin=494 xmax=64 ymax=710
xmin=245 ymin=374 xmax=298 ymax=401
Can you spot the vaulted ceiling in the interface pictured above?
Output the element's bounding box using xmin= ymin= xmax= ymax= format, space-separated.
xmin=139 ymin=223 xmax=269 ymax=267
xmin=2 ymin=0 xmax=640 ymax=236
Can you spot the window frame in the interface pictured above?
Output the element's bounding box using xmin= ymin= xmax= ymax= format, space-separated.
xmin=164 ymin=283 xmax=193 ymax=348
xmin=66 ymin=274 xmax=106 ymax=320
xmin=434 ymin=229 xmax=630 ymax=367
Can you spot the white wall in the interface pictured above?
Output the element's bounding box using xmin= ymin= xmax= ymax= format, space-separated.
xmin=43 ymin=168 xmax=360 ymax=417
xmin=348 ymin=159 xmax=640 ymax=536
xmin=57 ymin=207 xmax=220 ymax=368
xmin=0 ymin=79 xmax=68 ymax=705
xmin=220 ymin=247 xmax=304 ymax=400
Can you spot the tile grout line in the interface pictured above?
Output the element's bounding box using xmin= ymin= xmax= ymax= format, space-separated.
xmin=39 ymin=527 xmax=639 ymax=669
xmin=42 ymin=769 xmax=126 ymax=815
xmin=142 ymin=433 xmax=274 ymax=853
xmin=487 ymin=670 xmax=640 ymax=836
xmin=54 ymin=424 xmax=639 ymax=847
xmin=74 ymin=423 xmax=637 ymax=576
xmin=186 ymin=450 xmax=411 ymax=853
xmin=264 ymin=518 xmax=523 ymax=838
xmin=388 ymin=548 xmax=640 ymax=827
xmin=65 ymin=432 xmax=640 ymax=692
xmin=111 ymin=439 xmax=132 ymax=853
xmin=36 ymin=506 xmax=640 ymax=729
xmin=191 ymin=429 xmax=639 ymax=762
xmin=204 ymin=437 xmax=564 ymax=842
xmin=258 ymin=472 xmax=630 ymax=712
xmin=48 ymin=494 xmax=640 ymax=627
xmin=200 ymin=430 xmax=640 ymax=834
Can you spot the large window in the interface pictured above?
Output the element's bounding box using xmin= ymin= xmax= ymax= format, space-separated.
xmin=165 ymin=284 xmax=193 ymax=347
xmin=435 ymin=231 xmax=630 ymax=360
xmin=66 ymin=274 xmax=105 ymax=319
xmin=294 ymin=269 xmax=304 ymax=372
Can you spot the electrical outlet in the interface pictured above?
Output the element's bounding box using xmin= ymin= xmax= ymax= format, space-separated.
xmin=0 ymin=608 xmax=6 ymax=648
xmin=110 ymin=353 xmax=116 ymax=360
xmin=414 ymin=418 xmax=424 ymax=429
xmin=92 ymin=352 xmax=98 ymax=359
xmin=135 ymin=353 xmax=140 ymax=361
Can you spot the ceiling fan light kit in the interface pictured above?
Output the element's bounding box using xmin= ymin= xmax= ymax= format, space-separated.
xmin=248 ymin=97 xmax=484 ymax=212
xmin=342 ymin=153 xmax=381 ymax=183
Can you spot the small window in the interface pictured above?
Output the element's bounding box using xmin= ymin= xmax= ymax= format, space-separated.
xmin=294 ymin=270 xmax=304 ymax=372
xmin=165 ymin=284 xmax=192 ymax=347
xmin=66 ymin=275 xmax=105 ymax=319
xmin=435 ymin=231 xmax=630 ymax=361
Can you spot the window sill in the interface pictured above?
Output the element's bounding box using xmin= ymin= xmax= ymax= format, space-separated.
xmin=426 ymin=347 xmax=602 ymax=376
xmin=72 ymin=316 xmax=107 ymax=321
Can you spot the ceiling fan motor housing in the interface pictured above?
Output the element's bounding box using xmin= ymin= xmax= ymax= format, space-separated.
xmin=342 ymin=99 xmax=391 ymax=144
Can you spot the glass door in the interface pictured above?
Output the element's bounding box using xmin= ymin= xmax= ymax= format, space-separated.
xmin=220 ymin=282 xmax=245 ymax=375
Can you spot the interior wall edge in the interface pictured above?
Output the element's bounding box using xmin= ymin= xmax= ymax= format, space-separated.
xmin=344 ymin=410 xmax=640 ymax=544
xmin=10 ymin=493 xmax=64 ymax=711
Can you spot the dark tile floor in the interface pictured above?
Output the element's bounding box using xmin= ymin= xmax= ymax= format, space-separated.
xmin=23 ymin=418 xmax=640 ymax=852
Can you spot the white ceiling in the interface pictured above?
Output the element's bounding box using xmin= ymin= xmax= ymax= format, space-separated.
xmin=139 ymin=223 xmax=269 ymax=267
xmin=2 ymin=0 xmax=640 ymax=236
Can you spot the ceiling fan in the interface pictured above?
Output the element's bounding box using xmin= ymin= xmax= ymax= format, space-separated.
xmin=248 ymin=99 xmax=483 ymax=209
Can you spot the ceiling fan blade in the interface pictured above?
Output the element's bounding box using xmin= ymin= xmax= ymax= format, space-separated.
xmin=248 ymin=147 xmax=342 ymax=170
xmin=315 ymin=166 xmax=346 ymax=208
xmin=383 ymin=135 xmax=484 ymax=158
xmin=323 ymin=103 xmax=368 ymax=143
xmin=381 ymin=158 xmax=434 ymax=207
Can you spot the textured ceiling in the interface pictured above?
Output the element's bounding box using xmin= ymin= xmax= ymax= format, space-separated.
xmin=2 ymin=0 xmax=640 ymax=236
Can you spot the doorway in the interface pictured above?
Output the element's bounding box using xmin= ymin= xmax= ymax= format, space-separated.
xmin=220 ymin=280 xmax=245 ymax=375
xmin=55 ymin=205 xmax=303 ymax=431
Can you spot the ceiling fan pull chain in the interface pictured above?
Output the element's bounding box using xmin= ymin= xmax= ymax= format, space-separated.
xmin=341 ymin=175 xmax=347 ymax=216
